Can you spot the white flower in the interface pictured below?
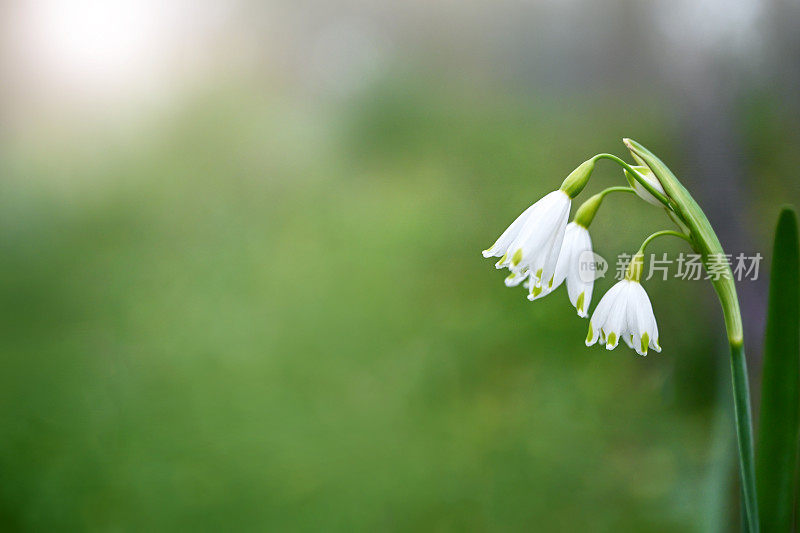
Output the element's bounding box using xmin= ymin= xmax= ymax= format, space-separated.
xmin=624 ymin=165 xmax=666 ymax=207
xmin=482 ymin=190 xmax=571 ymax=299
xmin=585 ymin=279 xmax=661 ymax=355
xmin=533 ymin=221 xmax=594 ymax=316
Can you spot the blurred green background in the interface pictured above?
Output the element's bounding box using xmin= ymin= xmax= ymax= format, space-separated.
xmin=0 ymin=1 xmax=799 ymax=531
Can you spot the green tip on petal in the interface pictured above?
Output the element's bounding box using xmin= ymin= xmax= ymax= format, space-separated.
xmin=531 ymin=284 xmax=543 ymax=297
xmin=511 ymin=249 xmax=523 ymax=266
xmin=576 ymin=292 xmax=585 ymax=313
xmin=606 ymin=332 xmax=617 ymax=347
xmin=640 ymin=332 xmax=649 ymax=355
xmin=535 ymin=268 xmax=543 ymax=280
xmin=586 ymin=323 xmax=594 ymax=343
xmin=548 ymin=276 xmax=554 ymax=288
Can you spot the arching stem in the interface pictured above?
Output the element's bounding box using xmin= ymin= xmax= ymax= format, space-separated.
xmin=623 ymin=138 xmax=757 ymax=531
xmin=637 ymin=229 xmax=694 ymax=253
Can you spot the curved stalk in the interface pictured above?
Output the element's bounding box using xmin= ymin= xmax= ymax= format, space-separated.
xmin=624 ymin=231 xmax=694 ymax=282
xmin=597 ymin=185 xmax=637 ymax=197
xmin=637 ymin=230 xmax=693 ymax=253
xmin=624 ymin=138 xmax=758 ymax=531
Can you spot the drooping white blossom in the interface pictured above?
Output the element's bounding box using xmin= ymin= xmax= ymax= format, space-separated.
xmin=585 ymin=279 xmax=661 ymax=355
xmin=482 ymin=190 xmax=571 ymax=299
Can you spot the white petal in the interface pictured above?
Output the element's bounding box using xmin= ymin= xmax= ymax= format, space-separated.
xmin=645 ymin=289 xmax=660 ymax=351
xmin=565 ymin=226 xmax=593 ymax=317
xmin=538 ymin=200 xmax=571 ymax=286
xmin=603 ymin=281 xmax=632 ymax=350
xmin=527 ymin=215 xmax=568 ymax=300
xmin=482 ymin=203 xmax=538 ymax=258
xmin=568 ymin=274 xmax=593 ymax=318
xmin=586 ymin=320 xmax=600 ymax=346
xmin=586 ymin=281 xmax=624 ymax=346
xmin=504 ymin=270 xmax=528 ymax=287
xmin=511 ymin=191 xmax=570 ymax=274
xmin=590 ymin=281 xmax=623 ymax=326
xmin=625 ymin=289 xmax=646 ymax=355
xmin=635 ymin=283 xmax=660 ymax=353
xmin=550 ymin=224 xmax=577 ymax=292
xmin=623 ymin=333 xmax=635 ymax=349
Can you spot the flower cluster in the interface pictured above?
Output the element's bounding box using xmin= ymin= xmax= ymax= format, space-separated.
xmin=482 ymin=149 xmax=672 ymax=356
xmin=481 ymin=139 xmax=761 ymax=530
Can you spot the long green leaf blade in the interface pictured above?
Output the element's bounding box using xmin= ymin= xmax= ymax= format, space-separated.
xmin=757 ymin=207 xmax=800 ymax=532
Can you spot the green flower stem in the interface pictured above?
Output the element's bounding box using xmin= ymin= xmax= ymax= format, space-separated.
xmin=636 ymin=229 xmax=693 ymax=253
xmin=598 ymin=185 xmax=637 ymax=197
xmin=623 ymin=231 xmax=692 ymax=282
xmin=573 ymin=186 xmax=635 ymax=227
xmin=592 ymin=153 xmax=675 ymax=209
xmin=731 ymin=340 xmax=758 ymax=533
xmin=623 ymin=138 xmax=758 ymax=532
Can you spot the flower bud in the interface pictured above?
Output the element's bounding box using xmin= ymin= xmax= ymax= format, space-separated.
xmin=624 ymin=165 xmax=667 ymax=207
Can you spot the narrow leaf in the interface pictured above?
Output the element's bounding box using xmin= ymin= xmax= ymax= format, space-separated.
xmin=757 ymin=207 xmax=800 ymax=532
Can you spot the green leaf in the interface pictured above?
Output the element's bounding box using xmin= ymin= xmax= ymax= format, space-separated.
xmin=757 ymin=207 xmax=800 ymax=532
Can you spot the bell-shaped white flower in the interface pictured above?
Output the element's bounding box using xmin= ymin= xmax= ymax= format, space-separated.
xmin=482 ymin=190 xmax=571 ymax=298
xmin=531 ymin=221 xmax=594 ymax=316
xmin=585 ymin=279 xmax=661 ymax=355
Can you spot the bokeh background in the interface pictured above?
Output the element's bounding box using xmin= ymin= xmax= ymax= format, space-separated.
xmin=1 ymin=0 xmax=799 ymax=531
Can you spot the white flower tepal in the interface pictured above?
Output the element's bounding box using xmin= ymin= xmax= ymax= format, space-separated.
xmin=585 ymin=279 xmax=661 ymax=355
xmin=546 ymin=222 xmax=594 ymax=316
xmin=482 ymin=190 xmax=571 ymax=297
